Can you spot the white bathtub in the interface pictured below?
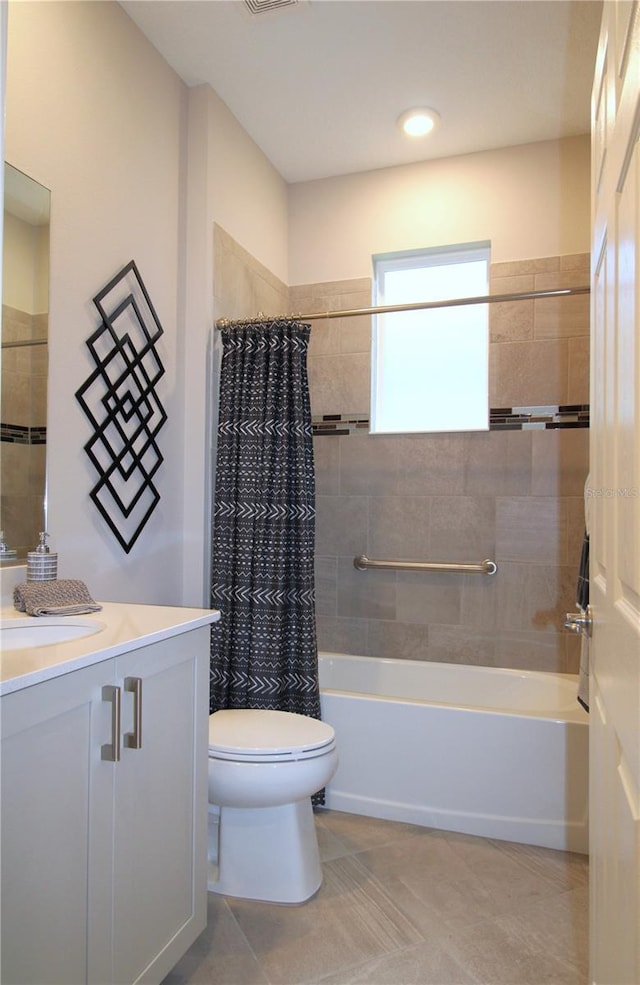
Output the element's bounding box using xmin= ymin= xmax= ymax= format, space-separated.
xmin=318 ymin=653 xmax=589 ymax=854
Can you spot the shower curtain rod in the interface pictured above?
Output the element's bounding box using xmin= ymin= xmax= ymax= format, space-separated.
xmin=215 ymin=284 xmax=590 ymax=328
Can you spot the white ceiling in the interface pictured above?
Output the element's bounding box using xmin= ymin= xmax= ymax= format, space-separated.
xmin=120 ymin=0 xmax=602 ymax=184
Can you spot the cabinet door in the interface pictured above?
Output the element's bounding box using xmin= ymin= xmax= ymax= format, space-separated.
xmin=112 ymin=627 xmax=209 ymax=985
xmin=1 ymin=662 xmax=115 ymax=985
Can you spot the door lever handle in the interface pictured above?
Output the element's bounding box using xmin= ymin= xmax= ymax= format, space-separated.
xmin=564 ymin=605 xmax=593 ymax=638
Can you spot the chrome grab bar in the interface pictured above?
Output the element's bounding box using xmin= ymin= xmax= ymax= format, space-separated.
xmin=354 ymin=555 xmax=498 ymax=575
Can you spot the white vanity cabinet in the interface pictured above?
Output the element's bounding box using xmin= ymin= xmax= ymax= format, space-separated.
xmin=1 ymin=625 xmax=210 ymax=985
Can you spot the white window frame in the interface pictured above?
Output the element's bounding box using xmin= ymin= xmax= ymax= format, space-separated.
xmin=371 ymin=242 xmax=490 ymax=434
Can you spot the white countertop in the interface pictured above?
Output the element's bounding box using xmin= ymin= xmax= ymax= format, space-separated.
xmin=0 ymin=601 xmax=220 ymax=696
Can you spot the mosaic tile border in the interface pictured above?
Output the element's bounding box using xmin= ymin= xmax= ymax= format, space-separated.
xmin=312 ymin=414 xmax=370 ymax=437
xmin=0 ymin=423 xmax=47 ymax=445
xmin=312 ymin=405 xmax=590 ymax=436
xmin=489 ymin=404 xmax=590 ymax=430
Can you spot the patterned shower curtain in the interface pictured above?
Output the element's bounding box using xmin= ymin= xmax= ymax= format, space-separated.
xmin=210 ymin=320 xmax=322 ymax=723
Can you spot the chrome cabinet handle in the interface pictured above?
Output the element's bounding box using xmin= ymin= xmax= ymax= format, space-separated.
xmin=564 ymin=605 xmax=593 ymax=638
xmin=123 ymin=677 xmax=143 ymax=750
xmin=101 ymin=685 xmax=121 ymax=761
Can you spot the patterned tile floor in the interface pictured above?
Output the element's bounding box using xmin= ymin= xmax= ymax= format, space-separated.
xmin=162 ymin=810 xmax=589 ymax=985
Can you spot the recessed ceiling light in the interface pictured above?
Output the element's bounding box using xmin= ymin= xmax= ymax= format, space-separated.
xmin=397 ymin=107 xmax=440 ymax=138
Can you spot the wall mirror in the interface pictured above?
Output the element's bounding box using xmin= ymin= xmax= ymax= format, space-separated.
xmin=1 ymin=163 xmax=51 ymax=561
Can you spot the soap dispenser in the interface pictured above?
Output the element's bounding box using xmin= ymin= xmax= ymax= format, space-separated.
xmin=27 ymin=532 xmax=58 ymax=582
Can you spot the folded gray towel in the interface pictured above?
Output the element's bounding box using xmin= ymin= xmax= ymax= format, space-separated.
xmin=14 ymin=580 xmax=103 ymax=617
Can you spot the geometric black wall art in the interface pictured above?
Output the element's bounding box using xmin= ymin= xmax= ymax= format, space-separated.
xmin=75 ymin=260 xmax=167 ymax=553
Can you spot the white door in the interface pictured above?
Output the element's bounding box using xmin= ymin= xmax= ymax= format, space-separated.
xmin=590 ymin=3 xmax=640 ymax=983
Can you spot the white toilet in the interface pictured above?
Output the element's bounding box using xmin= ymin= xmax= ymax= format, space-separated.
xmin=207 ymin=708 xmax=338 ymax=904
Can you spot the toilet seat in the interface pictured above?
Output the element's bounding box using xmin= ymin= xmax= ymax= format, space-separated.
xmin=208 ymin=709 xmax=336 ymax=763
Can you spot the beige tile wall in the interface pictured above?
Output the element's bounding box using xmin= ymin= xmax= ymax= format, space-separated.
xmin=490 ymin=255 xmax=590 ymax=406
xmin=214 ymin=224 xmax=289 ymax=324
xmin=215 ymin=230 xmax=590 ymax=674
xmin=1 ymin=305 xmax=48 ymax=557
xmin=303 ymin=254 xmax=590 ymax=673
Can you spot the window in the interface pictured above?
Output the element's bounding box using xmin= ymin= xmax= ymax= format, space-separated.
xmin=371 ymin=242 xmax=490 ymax=433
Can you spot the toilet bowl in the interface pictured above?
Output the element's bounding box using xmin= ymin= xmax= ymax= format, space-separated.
xmin=207 ymin=708 xmax=338 ymax=904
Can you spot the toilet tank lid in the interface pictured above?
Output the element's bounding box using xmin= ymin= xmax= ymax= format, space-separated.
xmin=209 ymin=709 xmax=335 ymax=755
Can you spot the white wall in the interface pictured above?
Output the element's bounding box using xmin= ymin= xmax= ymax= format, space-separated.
xmin=2 ymin=213 xmax=48 ymax=313
xmin=207 ymin=87 xmax=289 ymax=285
xmin=5 ymin=0 xmax=187 ymax=603
xmin=5 ymin=1 xmax=290 ymax=606
xmin=4 ymin=0 xmax=589 ymax=607
xmin=288 ymin=136 xmax=591 ymax=285
xmin=180 ymin=84 xmax=288 ymax=605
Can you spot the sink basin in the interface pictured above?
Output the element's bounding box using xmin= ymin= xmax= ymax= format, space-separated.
xmin=0 ymin=617 xmax=106 ymax=651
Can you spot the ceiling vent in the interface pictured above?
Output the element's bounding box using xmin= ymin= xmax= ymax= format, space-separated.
xmin=243 ymin=0 xmax=300 ymax=14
